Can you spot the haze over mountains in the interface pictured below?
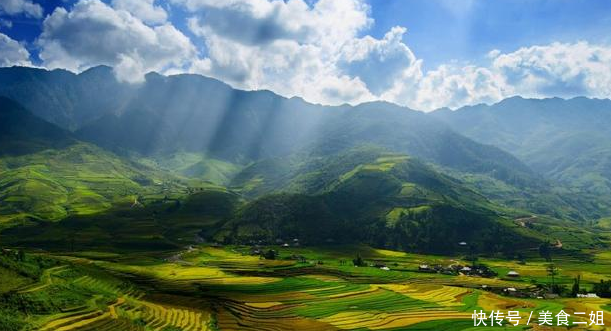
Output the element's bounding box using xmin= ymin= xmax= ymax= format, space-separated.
xmin=0 ymin=66 xmax=534 ymax=178
xmin=1 ymin=65 xmax=610 ymax=253
xmin=432 ymin=97 xmax=611 ymax=196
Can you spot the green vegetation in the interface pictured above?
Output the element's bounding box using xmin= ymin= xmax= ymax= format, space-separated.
xmin=138 ymin=152 xmax=242 ymax=185
xmin=2 ymin=68 xmax=611 ymax=330
xmin=0 ymin=142 xmax=186 ymax=225
xmin=1 ymin=245 xmax=610 ymax=330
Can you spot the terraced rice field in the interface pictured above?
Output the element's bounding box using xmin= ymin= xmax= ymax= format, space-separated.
xmin=11 ymin=262 xmax=214 ymax=331
xmin=4 ymin=245 xmax=611 ymax=330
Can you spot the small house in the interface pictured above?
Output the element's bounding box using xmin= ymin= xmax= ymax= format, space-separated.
xmin=460 ymin=266 xmax=472 ymax=272
xmin=577 ymin=293 xmax=599 ymax=298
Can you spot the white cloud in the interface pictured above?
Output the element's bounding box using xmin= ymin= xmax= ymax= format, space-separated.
xmin=0 ymin=32 xmax=31 ymax=67
xmin=37 ymin=0 xmax=197 ymax=83
xmin=111 ymin=0 xmax=168 ymax=25
xmin=490 ymin=41 xmax=611 ymax=100
xmin=173 ymin=0 xmax=378 ymax=104
xmin=0 ymin=0 xmax=43 ymax=18
xmin=339 ymin=26 xmax=422 ymax=95
xmin=385 ymin=41 xmax=611 ymax=110
xmin=172 ymin=0 xmax=611 ymax=110
xmin=383 ymin=64 xmax=507 ymax=110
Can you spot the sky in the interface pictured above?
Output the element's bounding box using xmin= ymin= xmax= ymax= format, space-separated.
xmin=1 ymin=0 xmax=611 ymax=111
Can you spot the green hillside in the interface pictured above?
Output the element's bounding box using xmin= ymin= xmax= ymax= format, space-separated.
xmin=220 ymin=147 xmax=544 ymax=254
xmin=137 ymin=151 xmax=242 ymax=185
xmin=0 ymin=143 xmax=186 ymax=227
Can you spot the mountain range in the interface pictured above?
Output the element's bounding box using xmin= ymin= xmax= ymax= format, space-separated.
xmin=1 ymin=65 xmax=610 ymax=254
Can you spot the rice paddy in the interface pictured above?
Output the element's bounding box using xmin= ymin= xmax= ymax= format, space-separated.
xmin=2 ymin=244 xmax=611 ymax=330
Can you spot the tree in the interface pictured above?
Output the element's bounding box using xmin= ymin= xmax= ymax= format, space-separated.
xmin=571 ymin=275 xmax=581 ymax=297
xmin=17 ymin=250 xmax=25 ymax=262
xmin=263 ymin=249 xmax=277 ymax=260
xmin=546 ymin=263 xmax=559 ymax=293
xmin=467 ymin=244 xmax=478 ymax=267
xmin=594 ymin=280 xmax=611 ymax=298
xmin=539 ymin=242 xmax=552 ymax=262
xmin=352 ymin=254 xmax=366 ymax=267
xmin=516 ymin=253 xmax=526 ymax=264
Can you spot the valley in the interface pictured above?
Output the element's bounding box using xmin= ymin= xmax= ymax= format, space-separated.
xmin=2 ymin=242 xmax=611 ymax=330
xmin=2 ymin=67 xmax=611 ymax=330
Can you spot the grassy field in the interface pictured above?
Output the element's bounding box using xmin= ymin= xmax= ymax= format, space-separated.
xmin=1 ymin=244 xmax=611 ymax=330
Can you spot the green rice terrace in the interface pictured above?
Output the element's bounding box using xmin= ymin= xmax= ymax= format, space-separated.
xmin=2 ymin=240 xmax=611 ymax=331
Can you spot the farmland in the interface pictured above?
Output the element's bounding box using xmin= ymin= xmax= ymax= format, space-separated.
xmin=2 ymin=244 xmax=611 ymax=331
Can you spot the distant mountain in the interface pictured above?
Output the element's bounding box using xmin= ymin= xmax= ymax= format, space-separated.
xmin=78 ymin=91 xmax=535 ymax=187
xmin=0 ymin=66 xmax=535 ymax=188
xmin=0 ymin=66 xmax=134 ymax=130
xmin=0 ymin=90 xmax=602 ymax=254
xmin=432 ymin=96 xmax=611 ymax=195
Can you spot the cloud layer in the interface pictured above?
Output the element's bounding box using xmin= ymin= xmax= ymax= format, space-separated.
xmin=0 ymin=32 xmax=32 ymax=67
xmin=38 ymin=0 xmax=195 ymax=83
xmin=0 ymin=0 xmax=43 ymax=18
xmin=171 ymin=0 xmax=611 ymax=110
xmin=111 ymin=0 xmax=167 ymax=25
xmin=2 ymin=0 xmax=611 ymax=110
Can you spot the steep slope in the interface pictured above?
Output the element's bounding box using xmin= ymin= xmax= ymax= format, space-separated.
xmin=219 ymin=147 xmax=542 ymax=254
xmin=0 ymin=97 xmax=75 ymax=156
xmin=0 ymin=143 xmax=184 ymax=223
xmin=75 ymin=73 xmax=535 ymax=186
xmin=1 ymin=187 xmax=241 ymax=251
xmin=314 ymin=102 xmax=537 ymax=187
xmin=0 ymin=66 xmax=535 ymax=187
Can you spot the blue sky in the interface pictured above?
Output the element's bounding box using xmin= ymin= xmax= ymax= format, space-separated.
xmin=368 ymin=0 xmax=611 ymax=69
xmin=1 ymin=0 xmax=611 ymax=110
xmin=4 ymin=0 xmax=611 ymax=67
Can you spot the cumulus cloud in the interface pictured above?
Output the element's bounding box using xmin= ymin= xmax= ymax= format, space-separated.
xmin=170 ymin=0 xmax=611 ymax=110
xmin=170 ymin=0 xmax=377 ymax=104
xmin=37 ymin=0 xmax=196 ymax=83
xmin=0 ymin=32 xmax=31 ymax=67
xmin=111 ymin=0 xmax=168 ymax=25
xmin=387 ymin=41 xmax=611 ymax=110
xmin=0 ymin=0 xmax=43 ymax=18
xmin=339 ymin=26 xmax=422 ymax=95
xmin=177 ymin=0 xmax=370 ymax=45
xmin=491 ymin=41 xmax=611 ymax=100
xmin=382 ymin=64 xmax=507 ymax=110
